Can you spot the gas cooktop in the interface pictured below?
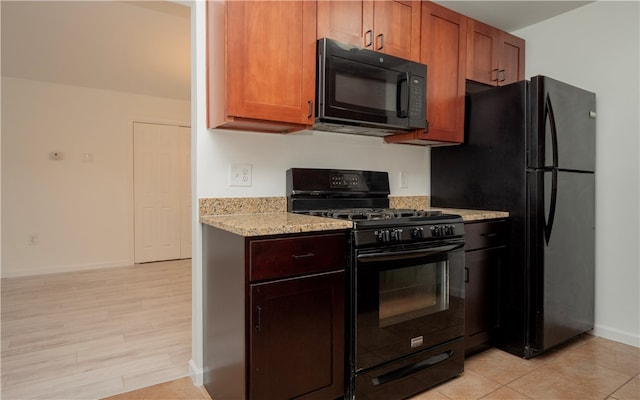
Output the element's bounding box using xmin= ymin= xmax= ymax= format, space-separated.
xmin=286 ymin=168 xmax=461 ymax=230
xmin=307 ymin=208 xmax=444 ymax=221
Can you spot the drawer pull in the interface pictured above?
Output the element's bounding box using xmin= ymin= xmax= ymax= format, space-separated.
xmin=292 ymin=253 xmax=315 ymax=260
xmin=255 ymin=306 xmax=263 ymax=331
xmin=481 ymin=233 xmax=498 ymax=237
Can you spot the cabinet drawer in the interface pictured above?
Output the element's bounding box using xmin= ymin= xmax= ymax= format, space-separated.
xmin=249 ymin=233 xmax=346 ymax=281
xmin=465 ymin=220 xmax=508 ymax=251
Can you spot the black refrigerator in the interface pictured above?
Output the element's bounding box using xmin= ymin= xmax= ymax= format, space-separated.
xmin=431 ymin=75 xmax=596 ymax=359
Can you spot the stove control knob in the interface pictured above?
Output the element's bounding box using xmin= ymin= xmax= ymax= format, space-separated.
xmin=375 ymin=230 xmax=391 ymax=242
xmin=431 ymin=226 xmax=441 ymax=237
xmin=410 ymin=227 xmax=424 ymax=239
xmin=445 ymin=225 xmax=455 ymax=236
xmin=391 ymin=228 xmax=403 ymax=241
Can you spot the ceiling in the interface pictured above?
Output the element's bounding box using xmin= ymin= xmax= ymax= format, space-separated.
xmin=1 ymin=1 xmax=593 ymax=101
xmin=1 ymin=1 xmax=191 ymax=100
xmin=434 ymin=1 xmax=593 ymax=32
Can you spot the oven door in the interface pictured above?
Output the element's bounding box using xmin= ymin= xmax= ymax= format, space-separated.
xmin=354 ymin=240 xmax=465 ymax=372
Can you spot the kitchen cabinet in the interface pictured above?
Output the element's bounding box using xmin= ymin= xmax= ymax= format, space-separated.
xmin=466 ymin=19 xmax=525 ymax=86
xmin=464 ymin=219 xmax=508 ymax=355
xmin=385 ymin=1 xmax=467 ymax=145
xmin=203 ymin=226 xmax=346 ymax=400
xmin=208 ymin=1 xmax=317 ymax=132
xmin=316 ymin=0 xmax=421 ymax=62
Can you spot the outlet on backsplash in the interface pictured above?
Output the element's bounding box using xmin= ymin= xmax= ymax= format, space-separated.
xmin=229 ymin=164 xmax=252 ymax=187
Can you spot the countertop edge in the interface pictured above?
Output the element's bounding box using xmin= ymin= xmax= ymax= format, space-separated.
xmin=200 ymin=213 xmax=353 ymax=237
xmin=200 ymin=209 xmax=508 ymax=237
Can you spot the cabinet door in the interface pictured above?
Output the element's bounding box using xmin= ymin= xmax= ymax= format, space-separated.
xmin=465 ymin=248 xmax=502 ymax=353
xmin=373 ymin=0 xmax=421 ymax=62
xmin=250 ymin=271 xmax=345 ymax=400
xmin=419 ymin=1 xmax=467 ymax=143
xmin=226 ymin=1 xmax=316 ymax=127
xmin=384 ymin=2 xmax=466 ymax=145
xmin=498 ymin=31 xmax=525 ymax=85
xmin=466 ymin=18 xmax=499 ymax=86
xmin=317 ymin=0 xmax=374 ymax=48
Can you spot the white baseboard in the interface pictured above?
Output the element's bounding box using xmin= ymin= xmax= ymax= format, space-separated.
xmin=593 ymin=324 xmax=640 ymax=348
xmin=0 ymin=259 xmax=133 ymax=278
xmin=189 ymin=359 xmax=203 ymax=386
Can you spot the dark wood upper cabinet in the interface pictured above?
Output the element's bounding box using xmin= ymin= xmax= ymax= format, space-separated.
xmin=466 ymin=18 xmax=525 ymax=86
xmin=207 ymin=0 xmax=524 ymax=143
xmin=385 ymin=1 xmax=467 ymax=145
xmin=317 ymin=0 xmax=421 ymax=62
xmin=208 ymin=1 xmax=317 ymax=132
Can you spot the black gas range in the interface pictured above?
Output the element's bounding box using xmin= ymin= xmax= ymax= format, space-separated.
xmin=287 ymin=168 xmax=464 ymax=244
xmin=287 ymin=168 xmax=466 ymax=400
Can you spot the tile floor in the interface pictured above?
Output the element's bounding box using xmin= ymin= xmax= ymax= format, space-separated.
xmin=108 ymin=334 xmax=639 ymax=400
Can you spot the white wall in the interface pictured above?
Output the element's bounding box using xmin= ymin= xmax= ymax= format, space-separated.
xmin=197 ymin=129 xmax=430 ymax=198
xmin=1 ymin=77 xmax=190 ymax=277
xmin=514 ymin=0 xmax=640 ymax=347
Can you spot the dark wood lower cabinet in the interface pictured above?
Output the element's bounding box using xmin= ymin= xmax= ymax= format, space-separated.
xmin=464 ymin=219 xmax=507 ymax=356
xmin=203 ymin=225 xmax=346 ymax=400
xmin=250 ymin=271 xmax=344 ymax=400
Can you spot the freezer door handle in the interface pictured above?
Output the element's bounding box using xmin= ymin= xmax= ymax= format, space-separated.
xmin=545 ymin=94 xmax=559 ymax=169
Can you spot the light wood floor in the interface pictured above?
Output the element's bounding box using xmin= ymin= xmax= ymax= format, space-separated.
xmin=1 ymin=259 xmax=192 ymax=400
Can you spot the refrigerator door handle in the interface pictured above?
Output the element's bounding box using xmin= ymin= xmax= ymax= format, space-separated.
xmin=543 ymin=94 xmax=559 ymax=244
xmin=545 ymin=94 xmax=559 ymax=169
xmin=544 ymin=169 xmax=558 ymax=245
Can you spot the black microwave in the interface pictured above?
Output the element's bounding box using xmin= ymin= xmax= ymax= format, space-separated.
xmin=314 ymin=38 xmax=427 ymax=137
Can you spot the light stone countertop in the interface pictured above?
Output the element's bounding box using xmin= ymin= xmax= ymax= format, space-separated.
xmin=429 ymin=208 xmax=509 ymax=222
xmin=199 ymin=196 xmax=508 ymax=237
xmin=200 ymin=212 xmax=353 ymax=237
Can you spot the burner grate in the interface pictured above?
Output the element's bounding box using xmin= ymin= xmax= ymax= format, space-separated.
xmin=306 ymin=208 xmax=442 ymax=221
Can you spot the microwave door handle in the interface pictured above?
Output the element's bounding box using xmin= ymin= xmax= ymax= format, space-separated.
xmin=396 ymin=73 xmax=409 ymax=118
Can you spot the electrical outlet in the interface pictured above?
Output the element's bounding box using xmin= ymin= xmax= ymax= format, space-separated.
xmin=399 ymin=171 xmax=409 ymax=189
xmin=229 ymin=163 xmax=252 ymax=187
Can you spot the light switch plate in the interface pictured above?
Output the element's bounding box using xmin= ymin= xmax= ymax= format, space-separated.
xmin=400 ymin=171 xmax=409 ymax=189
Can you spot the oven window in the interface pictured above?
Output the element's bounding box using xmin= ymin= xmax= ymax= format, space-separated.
xmin=379 ymin=261 xmax=449 ymax=327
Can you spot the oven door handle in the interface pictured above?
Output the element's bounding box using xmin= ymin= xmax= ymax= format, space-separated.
xmin=357 ymin=243 xmax=464 ymax=263
xmin=372 ymin=350 xmax=454 ymax=386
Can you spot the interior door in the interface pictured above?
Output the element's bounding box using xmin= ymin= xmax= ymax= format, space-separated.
xmin=134 ymin=122 xmax=187 ymax=263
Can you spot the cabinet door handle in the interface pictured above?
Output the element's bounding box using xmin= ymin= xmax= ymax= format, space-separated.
xmin=307 ymin=100 xmax=313 ymax=119
xmin=255 ymin=306 xmax=263 ymax=331
xmin=481 ymin=233 xmax=498 ymax=238
xmin=292 ymin=253 xmax=315 ymax=260
xmin=377 ymin=33 xmax=384 ymax=50
xmin=465 ymin=267 xmax=469 ymax=283
xmin=365 ymin=30 xmax=373 ymax=47
xmin=491 ymin=68 xmax=500 ymax=82
xmin=498 ymin=69 xmax=506 ymax=82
